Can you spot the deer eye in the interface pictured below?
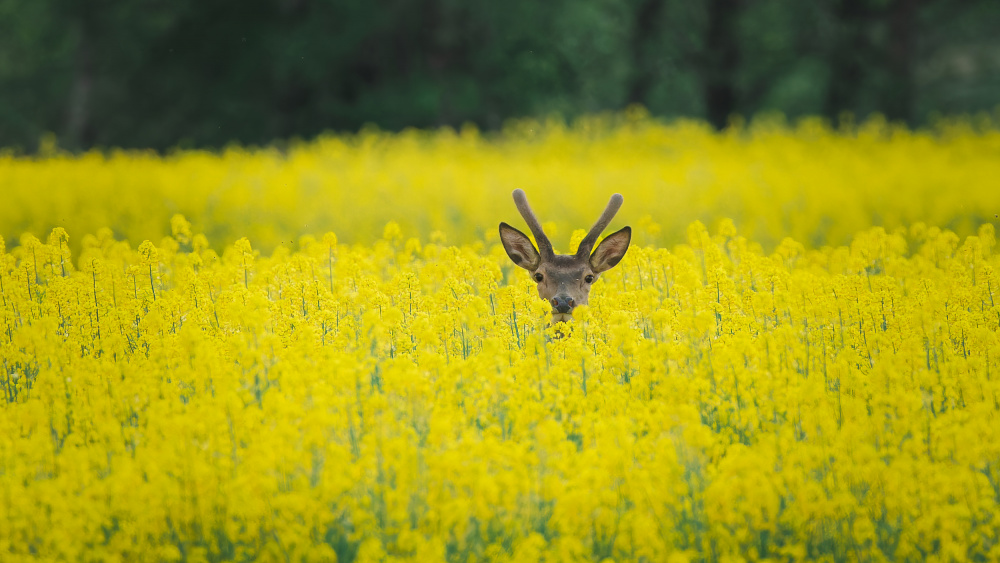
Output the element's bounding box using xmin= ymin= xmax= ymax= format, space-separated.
xmin=584 ymin=275 xmax=594 ymax=284
xmin=533 ymin=273 xmax=544 ymax=282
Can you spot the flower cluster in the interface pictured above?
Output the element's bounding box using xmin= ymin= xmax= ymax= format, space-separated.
xmin=2 ymin=217 xmax=999 ymax=561
xmin=2 ymin=113 xmax=998 ymax=255
xmin=2 ymin=117 xmax=1000 ymax=561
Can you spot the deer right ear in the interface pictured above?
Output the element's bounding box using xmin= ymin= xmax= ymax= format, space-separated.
xmin=589 ymin=226 xmax=631 ymax=273
xmin=499 ymin=223 xmax=541 ymax=270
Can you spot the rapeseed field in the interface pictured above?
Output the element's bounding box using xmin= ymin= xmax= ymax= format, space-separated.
xmin=2 ymin=114 xmax=1000 ymax=562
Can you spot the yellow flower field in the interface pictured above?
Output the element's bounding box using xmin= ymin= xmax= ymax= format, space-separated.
xmin=2 ymin=114 xmax=1000 ymax=561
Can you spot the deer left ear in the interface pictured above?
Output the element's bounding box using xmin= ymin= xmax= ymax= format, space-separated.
xmin=499 ymin=222 xmax=542 ymax=270
xmin=590 ymin=226 xmax=631 ymax=273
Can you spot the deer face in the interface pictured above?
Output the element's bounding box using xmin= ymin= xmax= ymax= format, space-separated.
xmin=499 ymin=189 xmax=631 ymax=323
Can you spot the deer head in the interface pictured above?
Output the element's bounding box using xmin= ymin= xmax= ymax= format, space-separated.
xmin=499 ymin=189 xmax=631 ymax=323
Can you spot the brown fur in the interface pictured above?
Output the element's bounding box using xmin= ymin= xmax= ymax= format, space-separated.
xmin=500 ymin=190 xmax=631 ymax=322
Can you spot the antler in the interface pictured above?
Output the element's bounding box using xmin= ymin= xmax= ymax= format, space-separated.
xmin=576 ymin=193 xmax=624 ymax=258
xmin=512 ymin=189 xmax=555 ymax=258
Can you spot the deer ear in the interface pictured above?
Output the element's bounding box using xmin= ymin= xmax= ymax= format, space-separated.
xmin=499 ymin=223 xmax=541 ymax=270
xmin=589 ymin=226 xmax=631 ymax=273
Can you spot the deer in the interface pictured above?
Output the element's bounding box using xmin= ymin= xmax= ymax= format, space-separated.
xmin=499 ymin=189 xmax=631 ymax=323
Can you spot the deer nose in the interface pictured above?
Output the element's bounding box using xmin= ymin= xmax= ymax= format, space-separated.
xmin=550 ymin=296 xmax=575 ymax=314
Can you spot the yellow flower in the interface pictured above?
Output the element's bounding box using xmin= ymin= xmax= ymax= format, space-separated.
xmin=2 ymin=116 xmax=1000 ymax=561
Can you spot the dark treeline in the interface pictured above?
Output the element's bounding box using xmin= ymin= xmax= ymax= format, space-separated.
xmin=1 ymin=0 xmax=998 ymax=151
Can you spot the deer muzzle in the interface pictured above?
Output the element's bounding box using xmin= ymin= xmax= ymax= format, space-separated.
xmin=550 ymin=295 xmax=575 ymax=314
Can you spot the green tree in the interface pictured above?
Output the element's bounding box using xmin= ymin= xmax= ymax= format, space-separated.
xmin=1 ymin=0 xmax=997 ymax=151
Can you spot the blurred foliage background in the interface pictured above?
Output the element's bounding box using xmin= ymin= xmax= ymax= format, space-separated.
xmin=1 ymin=0 xmax=998 ymax=152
